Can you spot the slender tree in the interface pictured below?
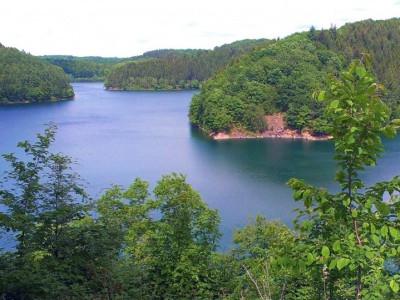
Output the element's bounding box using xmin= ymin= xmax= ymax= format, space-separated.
xmin=289 ymin=55 xmax=400 ymax=299
xmin=0 ymin=125 xmax=97 ymax=298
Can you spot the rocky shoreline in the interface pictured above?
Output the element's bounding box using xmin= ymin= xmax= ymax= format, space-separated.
xmin=211 ymin=113 xmax=332 ymax=141
xmin=211 ymin=129 xmax=332 ymax=140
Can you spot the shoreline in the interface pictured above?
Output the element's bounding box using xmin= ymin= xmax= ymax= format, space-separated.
xmin=0 ymin=97 xmax=74 ymax=105
xmin=211 ymin=113 xmax=332 ymax=141
xmin=106 ymin=86 xmax=199 ymax=91
xmin=211 ymin=129 xmax=332 ymax=141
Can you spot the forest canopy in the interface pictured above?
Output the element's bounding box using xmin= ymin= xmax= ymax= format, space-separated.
xmin=40 ymin=55 xmax=128 ymax=82
xmin=104 ymin=39 xmax=270 ymax=90
xmin=189 ymin=18 xmax=400 ymax=136
xmin=189 ymin=34 xmax=341 ymax=134
xmin=0 ymin=46 xmax=74 ymax=103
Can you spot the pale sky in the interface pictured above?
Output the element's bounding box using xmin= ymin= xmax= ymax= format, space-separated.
xmin=1 ymin=0 xmax=400 ymax=57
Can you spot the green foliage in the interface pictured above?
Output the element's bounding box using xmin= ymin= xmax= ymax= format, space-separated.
xmin=41 ymin=55 xmax=129 ymax=82
xmin=2 ymin=32 xmax=400 ymax=297
xmin=105 ymin=39 xmax=270 ymax=90
xmin=94 ymin=173 xmax=222 ymax=298
xmin=310 ymin=18 xmax=400 ymax=119
xmin=2 ymin=55 xmax=400 ymax=298
xmin=288 ymin=56 xmax=400 ymax=299
xmin=0 ymin=47 xmax=74 ymax=103
xmin=190 ymin=34 xmax=340 ymax=134
xmin=229 ymin=215 xmax=321 ymax=299
xmin=189 ymin=18 xmax=400 ymax=135
xmin=0 ymin=125 xmax=120 ymax=298
xmin=0 ymin=128 xmax=226 ymax=298
xmin=0 ymin=126 xmax=86 ymax=254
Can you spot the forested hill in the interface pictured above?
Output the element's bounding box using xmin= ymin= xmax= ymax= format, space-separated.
xmin=41 ymin=51 xmax=204 ymax=82
xmin=189 ymin=18 xmax=400 ymax=136
xmin=139 ymin=48 xmax=202 ymax=58
xmin=104 ymin=39 xmax=270 ymax=90
xmin=0 ymin=46 xmax=74 ymax=103
xmin=320 ymin=18 xmax=400 ymax=114
xmin=40 ymin=56 xmax=128 ymax=82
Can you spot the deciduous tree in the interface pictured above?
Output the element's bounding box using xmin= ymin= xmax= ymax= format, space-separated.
xmin=289 ymin=55 xmax=400 ymax=299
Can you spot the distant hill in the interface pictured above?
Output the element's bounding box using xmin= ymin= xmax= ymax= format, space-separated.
xmin=104 ymin=39 xmax=271 ymax=90
xmin=40 ymin=55 xmax=128 ymax=82
xmin=41 ymin=50 xmax=203 ymax=82
xmin=189 ymin=18 xmax=400 ymax=136
xmin=139 ymin=49 xmax=202 ymax=58
xmin=0 ymin=45 xmax=74 ymax=103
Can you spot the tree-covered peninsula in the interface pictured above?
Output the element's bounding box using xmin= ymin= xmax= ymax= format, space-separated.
xmin=189 ymin=18 xmax=400 ymax=138
xmin=190 ymin=34 xmax=341 ymax=136
xmin=0 ymin=44 xmax=74 ymax=103
xmin=104 ymin=39 xmax=270 ymax=90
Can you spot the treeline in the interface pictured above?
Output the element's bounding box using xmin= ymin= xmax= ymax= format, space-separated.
xmin=189 ymin=18 xmax=400 ymax=135
xmin=1 ymin=61 xmax=400 ymax=299
xmin=105 ymin=39 xmax=270 ymax=90
xmin=0 ymin=45 xmax=74 ymax=103
xmin=41 ymin=50 xmax=203 ymax=82
xmin=140 ymin=48 xmax=201 ymax=58
xmin=41 ymin=55 xmax=128 ymax=82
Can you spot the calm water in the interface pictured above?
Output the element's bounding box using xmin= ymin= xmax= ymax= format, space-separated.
xmin=1 ymin=82 xmax=399 ymax=248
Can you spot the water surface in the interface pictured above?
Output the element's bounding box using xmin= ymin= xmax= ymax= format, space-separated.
xmin=1 ymin=82 xmax=399 ymax=248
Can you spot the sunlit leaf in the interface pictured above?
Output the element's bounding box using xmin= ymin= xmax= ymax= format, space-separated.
xmin=321 ymin=246 xmax=330 ymax=258
xmin=356 ymin=66 xmax=366 ymax=79
xmin=365 ymin=251 xmax=374 ymax=259
xmin=307 ymin=252 xmax=314 ymax=265
xmin=329 ymin=258 xmax=338 ymax=270
xmin=337 ymin=258 xmax=349 ymax=270
xmin=390 ymin=280 xmax=399 ymax=293
xmin=330 ymin=100 xmax=339 ymax=109
xmin=389 ymin=227 xmax=398 ymax=239
xmin=332 ymin=240 xmax=341 ymax=252
xmin=318 ymin=90 xmax=326 ymax=101
xmin=381 ymin=225 xmax=388 ymax=237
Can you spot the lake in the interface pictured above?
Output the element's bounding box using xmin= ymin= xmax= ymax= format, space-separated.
xmin=1 ymin=82 xmax=400 ymax=248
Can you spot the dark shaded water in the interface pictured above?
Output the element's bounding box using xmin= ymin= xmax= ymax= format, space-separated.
xmin=1 ymin=82 xmax=399 ymax=248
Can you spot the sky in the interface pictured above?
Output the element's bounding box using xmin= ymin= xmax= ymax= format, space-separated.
xmin=1 ymin=0 xmax=400 ymax=58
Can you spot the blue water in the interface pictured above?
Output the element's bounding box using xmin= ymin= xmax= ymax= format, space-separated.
xmin=1 ymin=82 xmax=399 ymax=248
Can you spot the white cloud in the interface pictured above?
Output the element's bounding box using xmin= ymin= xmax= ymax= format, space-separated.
xmin=1 ymin=0 xmax=399 ymax=57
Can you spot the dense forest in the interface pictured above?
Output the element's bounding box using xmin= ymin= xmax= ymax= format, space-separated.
xmin=190 ymin=34 xmax=340 ymax=134
xmin=317 ymin=18 xmax=400 ymax=118
xmin=0 ymin=45 xmax=74 ymax=103
xmin=41 ymin=50 xmax=205 ymax=82
xmin=1 ymin=59 xmax=400 ymax=299
xmin=40 ymin=55 xmax=127 ymax=82
xmin=189 ymin=18 xmax=400 ymax=136
xmin=105 ymin=39 xmax=270 ymax=90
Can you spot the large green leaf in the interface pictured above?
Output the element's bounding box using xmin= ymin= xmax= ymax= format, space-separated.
xmin=321 ymin=246 xmax=330 ymax=258
xmin=336 ymin=258 xmax=350 ymax=270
